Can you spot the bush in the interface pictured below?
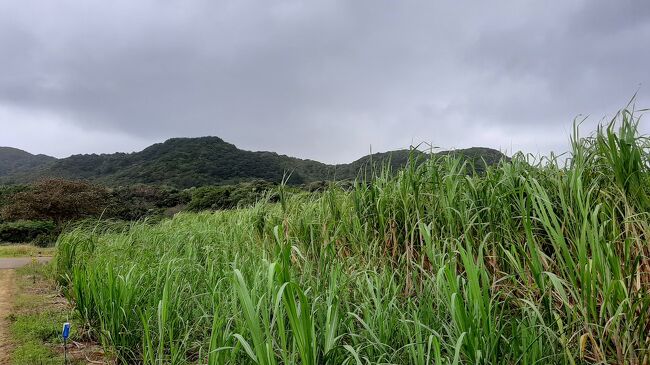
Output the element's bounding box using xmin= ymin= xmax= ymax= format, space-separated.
xmin=187 ymin=180 xmax=277 ymax=211
xmin=0 ymin=220 xmax=56 ymax=245
xmin=108 ymin=184 xmax=189 ymax=220
xmin=0 ymin=185 xmax=29 ymax=212
xmin=1 ymin=179 xmax=111 ymax=223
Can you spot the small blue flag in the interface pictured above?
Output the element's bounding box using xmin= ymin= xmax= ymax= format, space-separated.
xmin=62 ymin=322 xmax=71 ymax=340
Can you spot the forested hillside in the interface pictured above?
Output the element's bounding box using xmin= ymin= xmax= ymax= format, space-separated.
xmin=0 ymin=147 xmax=56 ymax=177
xmin=0 ymin=137 xmax=507 ymax=188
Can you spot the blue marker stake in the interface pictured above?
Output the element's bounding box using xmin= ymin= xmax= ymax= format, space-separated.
xmin=62 ymin=322 xmax=70 ymax=364
xmin=62 ymin=322 xmax=70 ymax=340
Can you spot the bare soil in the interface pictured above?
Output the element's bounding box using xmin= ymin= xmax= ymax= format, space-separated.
xmin=0 ymin=269 xmax=16 ymax=364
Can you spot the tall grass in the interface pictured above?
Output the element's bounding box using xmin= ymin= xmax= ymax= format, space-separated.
xmin=56 ymin=108 xmax=649 ymax=364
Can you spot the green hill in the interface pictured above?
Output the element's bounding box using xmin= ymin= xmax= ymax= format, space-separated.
xmin=0 ymin=147 xmax=56 ymax=177
xmin=0 ymin=137 xmax=508 ymax=188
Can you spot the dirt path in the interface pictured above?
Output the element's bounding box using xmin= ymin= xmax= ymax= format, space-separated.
xmin=0 ymin=257 xmax=51 ymax=363
xmin=0 ymin=269 xmax=16 ymax=364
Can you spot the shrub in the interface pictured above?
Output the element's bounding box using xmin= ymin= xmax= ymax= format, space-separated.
xmin=187 ymin=180 xmax=277 ymax=211
xmin=0 ymin=185 xmax=29 ymax=212
xmin=108 ymin=184 xmax=189 ymax=220
xmin=0 ymin=220 xmax=56 ymax=244
xmin=1 ymin=179 xmax=111 ymax=223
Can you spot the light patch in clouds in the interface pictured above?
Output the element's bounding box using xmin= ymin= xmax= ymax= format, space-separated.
xmin=0 ymin=104 xmax=150 ymax=157
xmin=0 ymin=0 xmax=648 ymax=162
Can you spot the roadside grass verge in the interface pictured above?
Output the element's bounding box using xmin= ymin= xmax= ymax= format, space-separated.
xmin=0 ymin=244 xmax=55 ymax=258
xmin=8 ymin=263 xmax=108 ymax=364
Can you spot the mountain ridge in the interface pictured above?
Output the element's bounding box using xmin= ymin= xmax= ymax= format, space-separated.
xmin=0 ymin=147 xmax=57 ymax=177
xmin=0 ymin=137 xmax=508 ymax=188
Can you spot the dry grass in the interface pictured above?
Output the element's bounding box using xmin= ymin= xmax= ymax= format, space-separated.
xmin=0 ymin=244 xmax=55 ymax=257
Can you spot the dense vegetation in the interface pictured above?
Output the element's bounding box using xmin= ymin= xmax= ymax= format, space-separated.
xmin=0 ymin=179 xmax=283 ymax=245
xmin=0 ymin=147 xmax=56 ymax=177
xmin=0 ymin=180 xmax=186 ymax=244
xmin=0 ymin=220 xmax=56 ymax=245
xmin=186 ymin=180 xmax=280 ymax=211
xmin=55 ymin=109 xmax=650 ymax=364
xmin=0 ymin=136 xmax=506 ymax=188
xmin=0 ymin=142 xmax=505 ymax=245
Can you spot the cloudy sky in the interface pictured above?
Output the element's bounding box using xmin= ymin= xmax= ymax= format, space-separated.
xmin=0 ymin=0 xmax=648 ymax=163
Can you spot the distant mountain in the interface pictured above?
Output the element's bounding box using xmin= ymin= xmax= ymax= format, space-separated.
xmin=0 ymin=147 xmax=56 ymax=177
xmin=332 ymin=147 xmax=506 ymax=179
xmin=0 ymin=137 xmax=508 ymax=188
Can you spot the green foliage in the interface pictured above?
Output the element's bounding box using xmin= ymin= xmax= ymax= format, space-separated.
xmin=0 ymin=179 xmax=112 ymax=223
xmin=0 ymin=179 xmax=190 ymax=227
xmin=187 ymin=180 xmax=278 ymax=211
xmin=594 ymin=109 xmax=650 ymax=210
xmin=9 ymin=264 xmax=85 ymax=365
xmin=438 ymin=147 xmax=509 ymax=173
xmin=1 ymin=137 xmax=507 ymax=188
xmin=0 ymin=244 xmax=55 ymax=257
xmin=108 ymin=184 xmax=189 ymax=220
xmin=0 ymin=184 xmax=29 ymax=213
xmin=54 ymin=108 xmax=649 ymax=364
xmin=0 ymin=220 xmax=56 ymax=244
xmin=0 ymin=147 xmax=55 ymax=178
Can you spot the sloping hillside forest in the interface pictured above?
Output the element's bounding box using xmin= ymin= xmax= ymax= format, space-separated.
xmin=0 ymin=147 xmax=504 ymax=246
xmin=51 ymin=109 xmax=650 ymax=364
xmin=0 ymin=136 xmax=505 ymax=187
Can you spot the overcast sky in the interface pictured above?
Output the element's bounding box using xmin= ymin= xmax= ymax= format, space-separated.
xmin=0 ymin=0 xmax=648 ymax=163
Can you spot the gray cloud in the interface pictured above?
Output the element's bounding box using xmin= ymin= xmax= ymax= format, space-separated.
xmin=0 ymin=0 xmax=648 ymax=162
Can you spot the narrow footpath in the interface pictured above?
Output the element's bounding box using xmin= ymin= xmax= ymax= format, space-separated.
xmin=0 ymin=257 xmax=51 ymax=363
xmin=0 ymin=269 xmax=17 ymax=364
